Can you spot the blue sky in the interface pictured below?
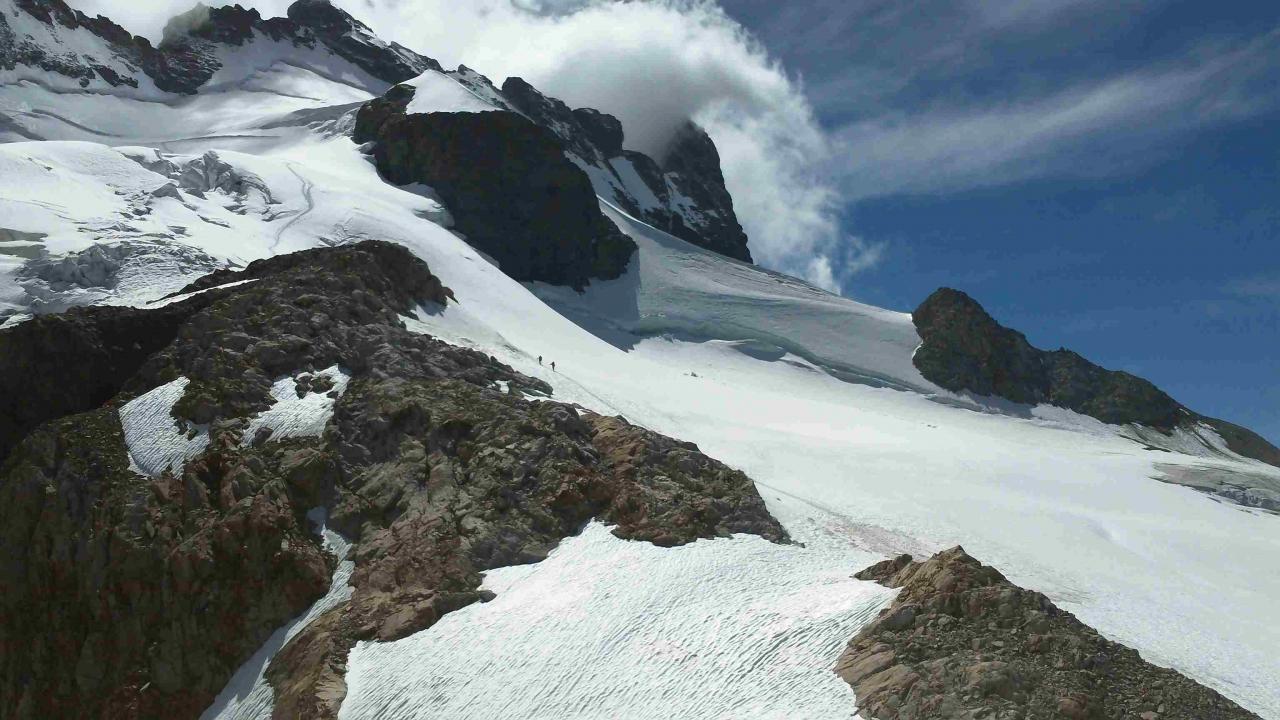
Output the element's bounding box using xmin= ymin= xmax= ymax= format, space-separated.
xmin=720 ymin=0 xmax=1280 ymax=442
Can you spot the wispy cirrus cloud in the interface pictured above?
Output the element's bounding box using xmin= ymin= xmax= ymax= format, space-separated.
xmin=828 ymin=28 xmax=1280 ymax=199
xmin=1226 ymin=276 xmax=1280 ymax=300
xmin=729 ymin=1 xmax=1280 ymax=202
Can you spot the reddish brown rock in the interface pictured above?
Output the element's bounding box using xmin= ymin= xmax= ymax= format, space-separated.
xmin=837 ymin=547 xmax=1260 ymax=720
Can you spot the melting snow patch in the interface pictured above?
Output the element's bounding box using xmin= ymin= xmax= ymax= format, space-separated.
xmin=147 ymin=278 xmax=260 ymax=307
xmin=405 ymin=71 xmax=499 ymax=115
xmin=242 ymin=366 xmax=351 ymax=445
xmin=202 ymin=507 xmax=354 ymax=720
xmin=339 ymin=522 xmax=891 ymax=720
xmin=118 ymin=377 xmax=210 ymax=477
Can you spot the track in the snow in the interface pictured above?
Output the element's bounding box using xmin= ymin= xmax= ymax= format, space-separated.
xmin=271 ymin=164 xmax=315 ymax=253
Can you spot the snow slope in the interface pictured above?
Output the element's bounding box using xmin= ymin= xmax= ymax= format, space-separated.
xmin=119 ymin=376 xmax=211 ymax=478
xmin=342 ymin=522 xmax=892 ymax=720
xmin=241 ymin=365 xmax=351 ymax=445
xmin=530 ymin=203 xmax=936 ymax=394
xmin=2 ymin=39 xmax=1280 ymax=719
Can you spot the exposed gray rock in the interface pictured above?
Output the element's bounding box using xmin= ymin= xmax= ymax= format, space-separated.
xmin=838 ymin=548 xmax=1260 ymax=720
xmin=912 ymin=288 xmax=1280 ymax=469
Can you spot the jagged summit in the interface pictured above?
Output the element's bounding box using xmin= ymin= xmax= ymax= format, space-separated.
xmin=501 ymin=76 xmax=753 ymax=262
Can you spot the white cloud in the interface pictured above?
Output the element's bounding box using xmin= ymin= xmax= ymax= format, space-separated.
xmin=828 ymin=30 xmax=1280 ymax=200
xmin=1226 ymin=276 xmax=1280 ymax=300
xmin=343 ymin=0 xmax=877 ymax=290
xmin=74 ymin=0 xmax=878 ymax=292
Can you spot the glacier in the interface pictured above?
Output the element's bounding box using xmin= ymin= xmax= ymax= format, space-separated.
xmin=2 ymin=5 xmax=1279 ymax=716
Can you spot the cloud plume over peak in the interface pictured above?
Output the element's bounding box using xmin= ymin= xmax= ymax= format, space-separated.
xmin=348 ymin=0 xmax=876 ymax=291
xmin=74 ymin=0 xmax=874 ymax=293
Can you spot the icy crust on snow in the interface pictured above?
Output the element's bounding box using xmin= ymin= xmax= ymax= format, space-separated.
xmin=0 ymin=141 xmax=325 ymax=315
xmin=118 ymin=377 xmax=210 ymax=477
xmin=340 ymin=521 xmax=891 ymax=720
xmin=1123 ymin=420 xmax=1235 ymax=459
xmin=0 ymin=36 xmax=381 ymax=148
xmin=530 ymin=203 xmax=938 ymax=395
xmin=404 ymin=70 xmax=500 ymax=115
xmin=241 ymin=365 xmax=351 ymax=444
xmin=202 ymin=507 xmax=355 ymax=720
xmin=198 ymin=29 xmax=392 ymax=98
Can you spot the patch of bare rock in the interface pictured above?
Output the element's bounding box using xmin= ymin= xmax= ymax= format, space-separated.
xmin=837 ymin=548 xmax=1259 ymax=720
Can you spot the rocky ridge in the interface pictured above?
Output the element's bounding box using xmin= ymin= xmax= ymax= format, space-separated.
xmin=912 ymin=288 xmax=1280 ymax=471
xmin=0 ymin=240 xmax=785 ymax=719
xmin=500 ymin=76 xmax=753 ymax=263
xmin=0 ymin=0 xmax=437 ymax=95
xmin=351 ymin=69 xmax=757 ymax=287
xmin=837 ymin=548 xmax=1259 ymax=720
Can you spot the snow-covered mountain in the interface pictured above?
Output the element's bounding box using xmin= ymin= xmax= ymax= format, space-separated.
xmin=1 ymin=1 xmax=1278 ymax=719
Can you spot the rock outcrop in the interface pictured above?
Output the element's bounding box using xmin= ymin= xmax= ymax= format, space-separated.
xmin=912 ymin=288 xmax=1280 ymax=468
xmin=0 ymin=292 xmax=219 ymax=462
xmin=501 ymin=77 xmax=753 ymax=263
xmin=0 ymin=240 xmax=784 ymax=719
xmin=837 ymin=548 xmax=1260 ymax=720
xmin=354 ymin=84 xmax=636 ymax=289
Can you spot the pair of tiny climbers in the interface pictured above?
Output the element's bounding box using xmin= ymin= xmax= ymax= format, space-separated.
xmin=537 ymin=356 xmax=556 ymax=372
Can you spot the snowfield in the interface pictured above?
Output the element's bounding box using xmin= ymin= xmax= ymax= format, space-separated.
xmin=3 ymin=34 xmax=1280 ymax=719
xmin=342 ymin=522 xmax=892 ymax=720
xmin=119 ymin=376 xmax=211 ymax=478
xmin=241 ymin=365 xmax=351 ymax=445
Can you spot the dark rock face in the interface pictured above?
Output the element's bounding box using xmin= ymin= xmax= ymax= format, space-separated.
xmin=0 ymin=241 xmax=453 ymax=719
xmin=354 ymin=85 xmax=636 ymax=289
xmin=912 ymin=288 xmax=1181 ymax=426
xmin=0 ymin=297 xmax=219 ymax=463
xmin=3 ymin=0 xmax=152 ymax=89
xmin=2 ymin=0 xmax=437 ymax=96
xmin=285 ymin=0 xmax=441 ymax=81
xmin=0 ymin=240 xmax=784 ymax=719
xmin=0 ymin=409 xmax=333 ymax=719
xmin=837 ymin=548 xmax=1260 ymax=720
xmin=911 ymin=288 xmax=1280 ymax=468
xmin=656 ymin=121 xmax=753 ymax=262
xmin=501 ymin=77 xmax=753 ymax=263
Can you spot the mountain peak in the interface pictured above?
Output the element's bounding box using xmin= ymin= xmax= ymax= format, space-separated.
xmin=1 ymin=0 xmax=439 ymax=95
xmin=286 ymin=0 xmax=362 ymax=30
